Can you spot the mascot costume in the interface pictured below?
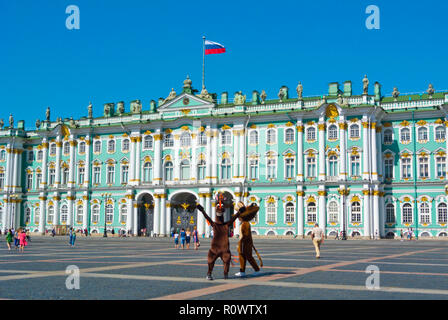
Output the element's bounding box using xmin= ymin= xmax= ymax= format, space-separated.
xmin=234 ymin=202 xmax=263 ymax=277
xmin=196 ymin=193 xmax=243 ymax=280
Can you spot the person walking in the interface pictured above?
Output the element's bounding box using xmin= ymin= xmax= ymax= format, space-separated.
xmin=13 ymin=229 xmax=19 ymax=250
xmin=335 ymin=230 xmax=339 ymax=240
xmin=174 ymin=229 xmax=179 ymax=249
xmin=311 ymin=223 xmax=324 ymax=259
xmin=5 ymin=229 xmax=13 ymax=251
xmin=69 ymin=228 xmax=76 ymax=247
xmin=51 ymin=228 xmax=56 ymax=237
xmin=192 ymin=226 xmax=200 ymax=250
xmin=400 ymin=229 xmax=403 ymax=241
xmin=19 ymin=229 xmax=27 ymax=253
xmin=185 ymin=228 xmax=191 ymax=249
xmin=180 ymin=228 xmax=186 ymax=250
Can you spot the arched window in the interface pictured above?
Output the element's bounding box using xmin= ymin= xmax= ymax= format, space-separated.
xmin=306 ymin=202 xmax=316 ymax=223
xmin=328 ymin=155 xmax=338 ymax=177
xmin=402 ymin=203 xmax=413 ymax=224
xmin=37 ymin=150 xmax=43 ymax=161
xmin=143 ymin=162 xmax=152 ymax=183
xmin=266 ymin=202 xmax=277 ymax=224
xmin=417 ymin=127 xmax=428 ymax=141
xmin=328 ymin=125 xmax=338 ymax=140
xmin=76 ymin=205 xmax=84 ymax=224
xmin=221 ymin=130 xmax=231 ymax=145
xmin=25 ymin=207 xmax=31 ymax=224
xmin=249 ymin=131 xmax=258 ymax=145
xmin=107 ymin=140 xmax=115 ymax=153
xmin=144 ymin=135 xmax=153 ymax=149
xmin=0 ymin=150 xmax=6 ymax=161
xmin=221 ymin=158 xmax=232 ymax=180
xmin=328 ymin=201 xmax=338 ymax=223
xmin=105 ymin=204 xmax=114 ymax=223
xmin=79 ymin=141 xmax=86 ymax=154
xmin=419 ymin=202 xmax=430 ymax=224
xmin=401 ymin=128 xmax=410 ymax=143
xmin=386 ymin=203 xmax=395 ymax=223
xmin=285 ymin=128 xmax=295 ymax=143
xmin=285 ymin=202 xmax=295 ymax=223
xmin=266 ymin=129 xmax=276 ymax=144
xmin=384 ymin=129 xmax=393 ymax=144
xmin=122 ymin=139 xmax=130 ymax=152
xmin=61 ymin=205 xmax=68 ymax=224
xmin=120 ymin=205 xmax=127 ymax=224
xmin=63 ymin=142 xmax=70 ymax=155
xmin=94 ymin=140 xmax=101 ymax=153
xmin=435 ymin=126 xmax=445 ymax=140
xmin=198 ymin=132 xmax=207 ymax=146
xmin=34 ymin=207 xmax=40 ymax=224
xmin=164 ymin=161 xmax=173 ymax=181
xmin=180 ymin=159 xmax=190 ymax=181
xmin=164 ymin=134 xmax=174 ymax=147
xmin=351 ymin=202 xmax=361 ymax=223
xmin=47 ymin=206 xmax=54 ymax=224
xmin=438 ymin=203 xmax=447 ymax=224
xmin=92 ymin=205 xmax=100 ymax=223
xmin=197 ymin=160 xmax=206 ymax=180
xmin=350 ymin=124 xmax=360 ymax=139
xmin=307 ymin=127 xmax=316 ymax=141
xmin=180 ymin=132 xmax=191 ymax=147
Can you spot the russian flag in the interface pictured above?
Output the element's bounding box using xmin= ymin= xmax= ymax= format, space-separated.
xmin=205 ymin=40 xmax=226 ymax=55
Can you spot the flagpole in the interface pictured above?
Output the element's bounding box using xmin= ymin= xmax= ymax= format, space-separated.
xmin=202 ymin=36 xmax=206 ymax=89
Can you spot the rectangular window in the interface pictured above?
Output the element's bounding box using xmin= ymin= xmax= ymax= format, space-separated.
xmin=26 ymin=173 xmax=33 ymax=190
xmin=436 ymin=157 xmax=446 ymax=178
xmin=266 ymin=204 xmax=276 ymax=223
xmin=36 ymin=173 xmax=42 ymax=189
xmin=267 ymin=159 xmax=276 ymax=179
xmin=285 ymin=158 xmax=294 ymax=179
xmin=78 ymin=167 xmax=85 ymax=185
xmin=0 ymin=173 xmax=5 ymax=189
xmin=93 ymin=167 xmax=101 ymax=184
xmin=249 ymin=159 xmax=258 ymax=180
xmin=402 ymin=158 xmax=411 ymax=178
xmin=419 ymin=157 xmax=429 ymax=178
xmin=306 ymin=157 xmax=316 ymax=178
xmin=107 ymin=166 xmax=115 ymax=184
xmin=385 ymin=158 xmax=394 ymax=179
xmin=121 ymin=165 xmax=129 ymax=184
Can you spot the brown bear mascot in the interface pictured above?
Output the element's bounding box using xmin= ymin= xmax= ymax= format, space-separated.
xmin=234 ymin=202 xmax=263 ymax=277
xmin=196 ymin=193 xmax=243 ymax=280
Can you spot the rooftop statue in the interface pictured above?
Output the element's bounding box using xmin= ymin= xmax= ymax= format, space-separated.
xmin=9 ymin=114 xmax=14 ymax=128
xmin=392 ymin=87 xmax=400 ymax=100
xmin=163 ymin=88 xmax=177 ymax=104
xmin=336 ymin=94 xmax=343 ymax=105
xmin=427 ymin=84 xmax=435 ymax=97
xmin=363 ymin=75 xmax=369 ymax=95
xmin=69 ymin=117 xmax=76 ymax=127
xmin=46 ymin=107 xmax=50 ymax=121
xmin=104 ymin=104 xmax=110 ymax=117
xmin=57 ymin=117 xmax=63 ymax=124
xmin=278 ymin=87 xmax=285 ymax=102
xmin=296 ymin=82 xmax=303 ymax=99
xmin=183 ymin=75 xmax=192 ymax=89
xmin=260 ymin=90 xmax=267 ymax=104
xmin=35 ymin=119 xmax=41 ymax=129
xmin=233 ymin=91 xmax=246 ymax=105
xmin=198 ymin=86 xmax=213 ymax=102
xmin=0 ymin=119 xmax=4 ymax=129
xmin=117 ymin=101 xmax=125 ymax=115
xmin=131 ymin=100 xmax=142 ymax=114
xmin=88 ymin=102 xmax=93 ymax=118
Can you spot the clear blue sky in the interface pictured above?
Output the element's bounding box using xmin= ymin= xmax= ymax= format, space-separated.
xmin=1 ymin=0 xmax=447 ymax=127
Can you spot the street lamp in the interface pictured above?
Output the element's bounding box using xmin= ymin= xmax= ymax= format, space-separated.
xmin=101 ymin=193 xmax=112 ymax=237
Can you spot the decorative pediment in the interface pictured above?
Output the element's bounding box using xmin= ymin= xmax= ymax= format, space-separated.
xmin=157 ymin=93 xmax=215 ymax=112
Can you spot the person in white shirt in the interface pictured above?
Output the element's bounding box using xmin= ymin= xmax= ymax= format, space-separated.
xmin=311 ymin=223 xmax=324 ymax=259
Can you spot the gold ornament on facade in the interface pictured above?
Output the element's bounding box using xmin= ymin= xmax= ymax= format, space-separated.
xmin=325 ymin=104 xmax=339 ymax=119
xmin=181 ymin=109 xmax=191 ymax=115
xmin=317 ymin=191 xmax=327 ymax=197
xmin=318 ymin=123 xmax=326 ymax=131
xmin=362 ymin=190 xmax=370 ymax=196
xmin=403 ymin=196 xmax=411 ymax=202
xmin=399 ymin=120 xmax=410 ymax=127
xmin=296 ymin=125 xmax=304 ymax=132
xmin=416 ymin=120 xmax=427 ymax=126
xmin=362 ymin=122 xmax=369 ymax=129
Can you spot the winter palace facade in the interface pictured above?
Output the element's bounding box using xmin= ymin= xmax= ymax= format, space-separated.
xmin=1 ymin=77 xmax=448 ymax=238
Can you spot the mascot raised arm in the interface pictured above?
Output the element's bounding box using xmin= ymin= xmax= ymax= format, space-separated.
xmin=234 ymin=201 xmax=263 ymax=277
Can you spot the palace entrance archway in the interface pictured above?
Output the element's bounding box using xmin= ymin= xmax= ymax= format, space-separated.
xmin=137 ymin=193 xmax=154 ymax=236
xmin=170 ymin=192 xmax=198 ymax=233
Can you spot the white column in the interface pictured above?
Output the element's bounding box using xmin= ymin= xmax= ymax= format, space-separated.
xmin=339 ymin=120 xmax=347 ymax=181
xmin=191 ymin=131 xmax=198 ymax=183
xmin=16 ymin=150 xmax=23 ymax=191
xmin=233 ymin=129 xmax=239 ymax=180
xmin=53 ymin=195 xmax=60 ymax=226
xmin=5 ymin=145 xmax=13 ymax=192
xmin=206 ymin=125 xmax=212 ymax=183
xmin=84 ymin=136 xmax=91 ymax=188
xmin=82 ymin=195 xmax=88 ymax=230
xmin=371 ymin=122 xmax=378 ymax=181
xmin=55 ymin=138 xmax=62 ymax=186
xmin=174 ymin=133 xmax=180 ymax=182
xmin=135 ymin=136 xmax=142 ymax=185
xmin=67 ymin=196 xmax=74 ymax=227
xmin=318 ymin=188 xmax=326 ymax=236
xmin=39 ymin=195 xmax=46 ymax=234
xmin=239 ymin=128 xmax=245 ymax=180
xmin=376 ymin=126 xmax=383 ymax=183
xmin=1 ymin=197 xmax=6 ymax=229
xmin=205 ymin=193 xmax=211 ymax=236
xmin=363 ymin=187 xmax=371 ymax=238
xmin=197 ymin=193 xmax=205 ymax=236
xmin=373 ymin=189 xmax=380 ymax=238
xmin=166 ymin=200 xmax=171 ymax=236
xmin=362 ymin=118 xmax=370 ymax=180
xmin=379 ymin=192 xmax=385 ymax=237
xmin=133 ymin=201 xmax=138 ymax=236
xmin=68 ymin=137 xmax=76 ymax=188
xmin=11 ymin=151 xmax=18 ymax=190
xmin=297 ymin=121 xmax=304 ymax=182
xmin=318 ymin=122 xmax=326 ymax=181
xmin=41 ymin=140 xmax=49 ymax=190
xmin=126 ymin=194 xmax=133 ymax=233
xmin=160 ymin=194 xmax=166 ymax=236
xmin=129 ymin=136 xmax=136 ymax=185
xmin=211 ymin=126 xmax=218 ymax=184
xmin=153 ymin=194 xmax=160 ymax=235
xmin=154 ymin=129 xmax=162 ymax=185
xmin=14 ymin=201 xmax=21 ymax=229
xmin=297 ymin=190 xmax=304 ymax=237
xmin=234 ymin=189 xmax=243 ymax=236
